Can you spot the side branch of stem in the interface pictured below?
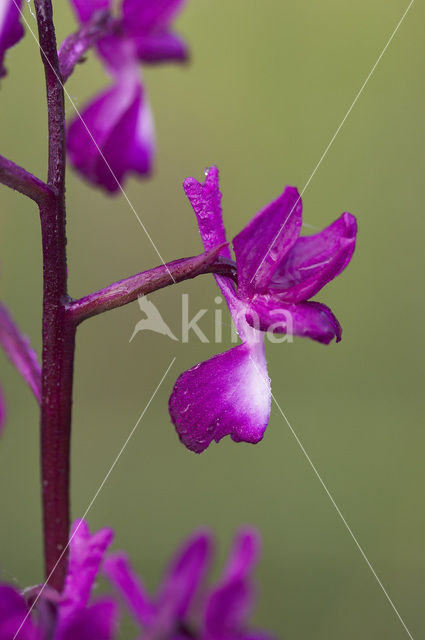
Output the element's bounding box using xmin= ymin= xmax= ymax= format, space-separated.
xmin=0 ymin=154 xmax=55 ymax=206
xmin=68 ymin=251 xmax=238 ymax=325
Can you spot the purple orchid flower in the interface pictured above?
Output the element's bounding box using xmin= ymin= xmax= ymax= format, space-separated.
xmin=104 ymin=527 xmax=274 ymax=640
xmin=0 ymin=520 xmax=117 ymax=640
xmin=0 ymin=0 xmax=24 ymax=78
xmin=169 ymin=166 xmax=357 ymax=453
xmin=67 ymin=0 xmax=187 ymax=192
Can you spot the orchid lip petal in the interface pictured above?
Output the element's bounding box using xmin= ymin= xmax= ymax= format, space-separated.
xmin=169 ymin=338 xmax=271 ymax=454
xmin=67 ymin=75 xmax=154 ymax=192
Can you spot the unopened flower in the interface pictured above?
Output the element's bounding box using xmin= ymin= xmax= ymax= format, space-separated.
xmin=67 ymin=0 xmax=187 ymax=191
xmin=104 ymin=527 xmax=274 ymax=640
xmin=169 ymin=166 xmax=357 ymax=453
xmin=0 ymin=520 xmax=117 ymax=640
xmin=0 ymin=0 xmax=24 ymax=78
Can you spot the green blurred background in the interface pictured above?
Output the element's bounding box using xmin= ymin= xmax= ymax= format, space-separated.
xmin=0 ymin=1 xmax=424 ymax=637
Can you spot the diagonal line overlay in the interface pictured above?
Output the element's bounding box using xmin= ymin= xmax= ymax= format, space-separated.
xmin=12 ymin=1 xmax=176 ymax=283
xmin=249 ymin=354 xmax=414 ymax=640
xmin=250 ymin=0 xmax=415 ymax=285
xmin=13 ymin=357 xmax=176 ymax=640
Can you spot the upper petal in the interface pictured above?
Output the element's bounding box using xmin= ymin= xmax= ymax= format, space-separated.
xmin=158 ymin=530 xmax=213 ymax=619
xmin=169 ymin=338 xmax=271 ymax=454
xmin=70 ymin=0 xmax=111 ymax=24
xmin=131 ymin=31 xmax=187 ymax=63
xmin=59 ymin=520 xmax=114 ymax=619
xmin=103 ymin=552 xmax=155 ymax=628
xmin=204 ymin=577 xmax=253 ymax=638
xmin=183 ymin=166 xmax=230 ymax=260
xmin=122 ymin=0 xmax=186 ymax=34
xmin=269 ymin=212 xmax=357 ymax=303
xmin=223 ymin=528 xmax=261 ymax=581
xmin=0 ymin=585 xmax=38 ymax=640
xmin=0 ymin=0 xmax=24 ymax=78
xmin=247 ymin=295 xmax=342 ymax=344
xmin=67 ymin=75 xmax=153 ymax=192
xmin=233 ymin=186 xmax=302 ymax=297
xmin=183 ymin=167 xmax=243 ymax=327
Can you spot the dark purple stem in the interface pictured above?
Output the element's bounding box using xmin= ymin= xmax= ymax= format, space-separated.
xmin=34 ymin=0 xmax=73 ymax=591
xmin=69 ymin=251 xmax=237 ymax=324
xmin=0 ymin=154 xmax=55 ymax=206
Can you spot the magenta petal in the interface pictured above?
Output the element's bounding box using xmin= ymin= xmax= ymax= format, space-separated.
xmin=204 ymin=578 xmax=253 ymax=638
xmin=103 ymin=552 xmax=155 ymax=628
xmin=59 ymin=520 xmax=114 ymax=619
xmin=70 ymin=0 xmax=110 ymax=24
xmin=223 ymin=528 xmax=261 ymax=581
xmin=126 ymin=93 xmax=155 ymax=176
xmin=60 ymin=600 xmax=118 ymax=640
xmin=67 ymin=76 xmax=153 ymax=192
xmin=123 ymin=0 xmax=186 ymax=34
xmin=184 ymin=167 xmax=245 ymax=331
xmin=270 ymin=212 xmax=357 ymax=303
xmin=132 ymin=31 xmax=187 ymax=63
xmin=169 ymin=340 xmax=271 ymax=453
xmin=158 ymin=530 xmax=213 ymax=619
xmin=248 ymin=296 xmax=342 ymax=344
xmin=0 ymin=0 xmax=24 ymax=78
xmin=233 ymin=186 xmax=303 ymax=296
xmin=0 ymin=302 xmax=41 ymax=402
xmin=0 ymin=585 xmax=38 ymax=640
xmin=183 ymin=166 xmax=230 ymax=260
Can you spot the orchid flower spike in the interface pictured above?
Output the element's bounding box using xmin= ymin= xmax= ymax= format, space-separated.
xmin=169 ymin=166 xmax=357 ymax=453
xmin=67 ymin=0 xmax=187 ymax=192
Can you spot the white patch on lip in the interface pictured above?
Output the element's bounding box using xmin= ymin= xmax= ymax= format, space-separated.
xmin=0 ymin=1 xmax=10 ymax=38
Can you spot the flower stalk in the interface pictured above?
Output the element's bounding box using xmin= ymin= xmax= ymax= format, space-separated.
xmin=69 ymin=249 xmax=237 ymax=325
xmin=34 ymin=0 xmax=71 ymax=591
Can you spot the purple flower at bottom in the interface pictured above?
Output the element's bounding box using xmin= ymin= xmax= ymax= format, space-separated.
xmin=103 ymin=527 xmax=274 ymax=640
xmin=0 ymin=0 xmax=24 ymax=79
xmin=67 ymin=0 xmax=187 ymax=191
xmin=169 ymin=166 xmax=357 ymax=453
xmin=0 ymin=520 xmax=117 ymax=640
